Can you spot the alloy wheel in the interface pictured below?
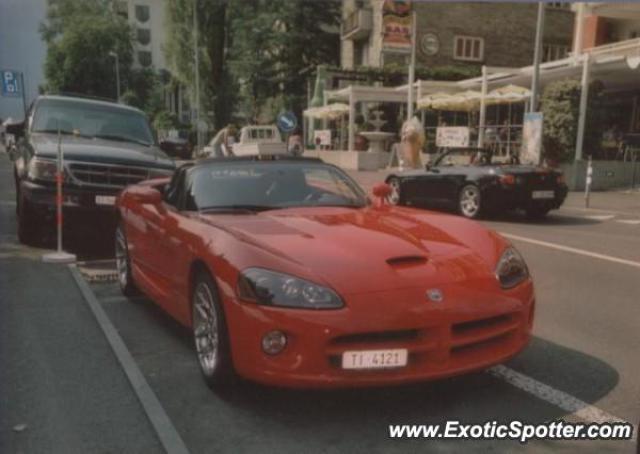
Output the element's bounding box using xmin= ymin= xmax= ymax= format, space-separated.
xmin=388 ymin=178 xmax=401 ymax=205
xmin=193 ymin=282 xmax=220 ymax=377
xmin=459 ymin=185 xmax=481 ymax=218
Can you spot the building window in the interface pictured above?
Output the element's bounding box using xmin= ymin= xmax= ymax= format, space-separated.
xmin=138 ymin=51 xmax=152 ymax=67
xmin=453 ymin=36 xmax=484 ymax=62
xmin=114 ymin=0 xmax=128 ymax=19
xmin=135 ymin=4 xmax=150 ymax=23
xmin=353 ymin=40 xmax=368 ymax=66
xmin=543 ymin=43 xmax=569 ymax=62
xmin=137 ymin=28 xmax=151 ymax=46
xmin=546 ymin=2 xmax=570 ymax=10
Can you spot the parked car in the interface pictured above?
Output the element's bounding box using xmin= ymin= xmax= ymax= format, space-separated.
xmin=386 ymin=147 xmax=568 ymax=219
xmin=115 ymin=155 xmax=534 ymax=390
xmin=232 ymin=125 xmax=287 ymax=156
xmin=159 ymin=130 xmax=193 ymax=160
xmin=9 ymin=95 xmax=175 ymax=244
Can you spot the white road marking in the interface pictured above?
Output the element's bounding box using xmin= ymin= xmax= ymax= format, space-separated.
xmin=581 ymin=214 xmax=615 ymax=221
xmin=489 ymin=365 xmax=637 ymax=442
xmin=501 ymin=233 xmax=640 ymax=269
xmin=616 ymin=219 xmax=640 ymax=225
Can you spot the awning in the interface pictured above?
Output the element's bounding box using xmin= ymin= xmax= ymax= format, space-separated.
xmin=303 ymin=103 xmax=349 ymax=120
xmin=485 ymin=84 xmax=531 ymax=105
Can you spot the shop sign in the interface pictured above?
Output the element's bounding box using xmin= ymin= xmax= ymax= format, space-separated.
xmin=436 ymin=127 xmax=470 ymax=148
xmin=382 ymin=0 xmax=412 ymax=54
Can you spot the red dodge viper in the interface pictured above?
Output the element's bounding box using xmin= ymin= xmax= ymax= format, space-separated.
xmin=115 ymin=156 xmax=534 ymax=389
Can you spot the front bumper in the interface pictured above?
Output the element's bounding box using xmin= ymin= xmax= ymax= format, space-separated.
xmin=20 ymin=180 xmax=120 ymax=229
xmin=223 ymin=281 xmax=534 ymax=388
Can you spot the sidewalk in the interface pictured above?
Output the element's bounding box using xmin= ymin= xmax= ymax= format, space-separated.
xmin=0 ymin=151 xmax=162 ymax=453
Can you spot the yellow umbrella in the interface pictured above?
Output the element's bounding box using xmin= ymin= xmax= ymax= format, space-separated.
xmin=486 ymin=84 xmax=531 ymax=105
xmin=416 ymin=92 xmax=453 ymax=110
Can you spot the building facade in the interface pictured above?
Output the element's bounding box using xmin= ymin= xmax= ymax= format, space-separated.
xmin=114 ymin=0 xmax=168 ymax=71
xmin=341 ymin=1 xmax=575 ymax=70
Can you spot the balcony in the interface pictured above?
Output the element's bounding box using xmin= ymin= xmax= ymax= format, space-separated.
xmin=341 ymin=8 xmax=373 ymax=40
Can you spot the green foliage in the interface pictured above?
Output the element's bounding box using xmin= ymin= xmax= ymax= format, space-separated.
xmin=40 ymin=0 xmax=132 ymax=99
xmin=228 ymin=0 xmax=341 ymax=123
xmin=164 ymin=0 xmax=235 ymax=131
xmin=541 ymin=79 xmax=605 ymax=162
xmin=324 ymin=64 xmax=481 ymax=85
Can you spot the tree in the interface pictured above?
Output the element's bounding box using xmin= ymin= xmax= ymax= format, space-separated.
xmin=40 ymin=0 xmax=133 ymax=100
xmin=164 ymin=0 xmax=235 ymax=131
xmin=229 ymin=0 xmax=341 ymax=123
xmin=541 ymin=79 xmax=605 ymax=163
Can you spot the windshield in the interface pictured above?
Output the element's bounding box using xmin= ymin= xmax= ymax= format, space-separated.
xmin=436 ymin=148 xmax=493 ymax=167
xmin=31 ymin=98 xmax=154 ymax=146
xmin=187 ymin=161 xmax=367 ymax=211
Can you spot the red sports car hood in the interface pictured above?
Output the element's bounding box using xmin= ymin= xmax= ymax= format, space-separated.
xmin=198 ymin=206 xmax=506 ymax=295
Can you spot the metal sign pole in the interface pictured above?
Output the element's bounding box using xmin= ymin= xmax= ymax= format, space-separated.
xmin=584 ymin=155 xmax=592 ymax=209
xmin=42 ymin=128 xmax=76 ymax=263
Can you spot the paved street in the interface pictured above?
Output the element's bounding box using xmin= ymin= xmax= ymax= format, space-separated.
xmin=1 ymin=150 xmax=638 ymax=453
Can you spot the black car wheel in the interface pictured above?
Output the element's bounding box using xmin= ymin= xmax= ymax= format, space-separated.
xmin=115 ymin=224 xmax=138 ymax=296
xmin=387 ymin=177 xmax=402 ymax=205
xmin=17 ymin=192 xmax=39 ymax=245
xmin=192 ymin=271 xmax=235 ymax=389
xmin=525 ymin=206 xmax=551 ymax=219
xmin=458 ymin=184 xmax=482 ymax=219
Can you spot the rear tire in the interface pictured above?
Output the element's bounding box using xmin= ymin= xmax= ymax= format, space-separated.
xmin=115 ymin=224 xmax=138 ymax=296
xmin=192 ymin=271 xmax=235 ymax=389
xmin=458 ymin=184 xmax=483 ymax=219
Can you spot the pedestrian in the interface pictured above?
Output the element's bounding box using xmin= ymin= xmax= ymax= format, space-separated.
xmin=287 ymin=127 xmax=303 ymax=156
xmin=400 ymin=117 xmax=425 ymax=169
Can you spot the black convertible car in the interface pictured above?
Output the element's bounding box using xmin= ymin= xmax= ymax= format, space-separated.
xmin=386 ymin=148 xmax=568 ymax=219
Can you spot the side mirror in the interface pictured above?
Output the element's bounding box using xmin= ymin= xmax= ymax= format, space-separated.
xmin=6 ymin=121 xmax=25 ymax=138
xmin=372 ymin=183 xmax=392 ymax=208
xmin=130 ymin=186 xmax=163 ymax=206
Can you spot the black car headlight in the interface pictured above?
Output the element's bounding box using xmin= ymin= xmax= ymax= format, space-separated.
xmin=495 ymin=247 xmax=529 ymax=289
xmin=27 ymin=158 xmax=60 ymax=181
xmin=237 ymin=268 xmax=343 ymax=309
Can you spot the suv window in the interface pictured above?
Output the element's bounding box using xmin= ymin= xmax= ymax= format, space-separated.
xmin=31 ymin=98 xmax=154 ymax=146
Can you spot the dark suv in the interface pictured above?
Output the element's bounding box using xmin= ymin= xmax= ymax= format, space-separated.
xmin=9 ymin=95 xmax=175 ymax=244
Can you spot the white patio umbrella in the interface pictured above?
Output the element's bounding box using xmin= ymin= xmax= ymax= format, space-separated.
xmin=485 ymin=84 xmax=531 ymax=105
xmin=431 ymin=90 xmax=482 ymax=111
xmin=416 ymin=92 xmax=453 ymax=110
xmin=303 ymin=103 xmax=349 ymax=120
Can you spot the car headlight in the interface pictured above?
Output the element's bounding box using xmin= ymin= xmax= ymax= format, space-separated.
xmin=237 ymin=268 xmax=344 ymax=309
xmin=495 ymin=247 xmax=529 ymax=289
xmin=27 ymin=158 xmax=60 ymax=181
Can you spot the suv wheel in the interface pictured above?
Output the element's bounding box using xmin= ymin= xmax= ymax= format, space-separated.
xmin=17 ymin=192 xmax=38 ymax=245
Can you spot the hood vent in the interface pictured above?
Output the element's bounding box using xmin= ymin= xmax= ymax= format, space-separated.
xmin=386 ymin=255 xmax=428 ymax=268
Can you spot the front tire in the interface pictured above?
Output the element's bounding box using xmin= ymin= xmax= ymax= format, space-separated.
xmin=17 ymin=192 xmax=38 ymax=245
xmin=192 ymin=271 xmax=235 ymax=389
xmin=458 ymin=184 xmax=483 ymax=219
xmin=115 ymin=224 xmax=138 ymax=296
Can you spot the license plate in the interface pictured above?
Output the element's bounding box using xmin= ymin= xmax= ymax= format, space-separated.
xmin=341 ymin=349 xmax=408 ymax=370
xmin=95 ymin=195 xmax=116 ymax=206
xmin=531 ymin=190 xmax=554 ymax=200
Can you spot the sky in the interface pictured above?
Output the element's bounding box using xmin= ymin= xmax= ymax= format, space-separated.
xmin=0 ymin=0 xmax=47 ymax=121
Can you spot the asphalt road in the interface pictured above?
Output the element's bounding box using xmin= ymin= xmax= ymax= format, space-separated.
xmin=1 ymin=151 xmax=638 ymax=453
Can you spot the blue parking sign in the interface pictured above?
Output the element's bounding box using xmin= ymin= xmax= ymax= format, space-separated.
xmin=277 ymin=111 xmax=297 ymax=133
xmin=2 ymin=70 xmax=21 ymax=97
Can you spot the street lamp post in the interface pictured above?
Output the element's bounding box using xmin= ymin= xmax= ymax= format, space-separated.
xmin=108 ymin=51 xmax=121 ymax=102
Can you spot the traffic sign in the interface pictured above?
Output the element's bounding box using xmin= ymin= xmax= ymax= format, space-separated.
xmin=276 ymin=111 xmax=297 ymax=133
xmin=1 ymin=70 xmax=21 ymax=97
